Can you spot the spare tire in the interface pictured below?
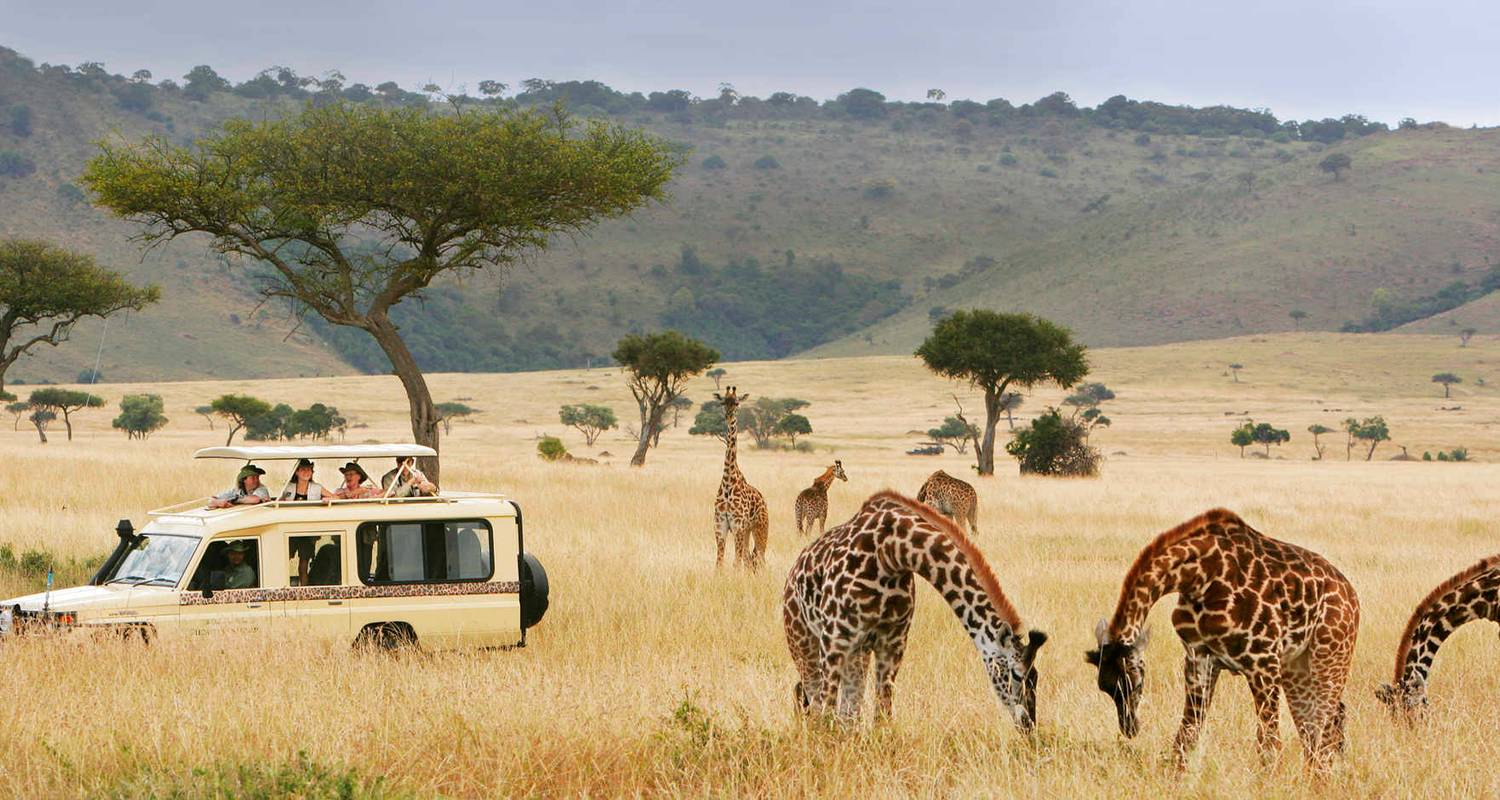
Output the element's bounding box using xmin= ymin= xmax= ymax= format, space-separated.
xmin=519 ymin=552 xmax=549 ymax=630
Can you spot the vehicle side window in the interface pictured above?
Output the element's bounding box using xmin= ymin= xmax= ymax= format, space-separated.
xmin=186 ymin=539 xmax=261 ymax=590
xmin=289 ymin=535 xmax=343 ymax=587
xmin=356 ymin=519 xmax=492 ymax=585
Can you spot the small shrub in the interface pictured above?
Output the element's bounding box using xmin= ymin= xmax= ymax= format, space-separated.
xmin=1005 ymin=409 xmax=1099 ymax=477
xmin=998 ymin=152 xmax=1018 ymax=167
xmin=752 ymin=154 xmax=780 ymax=169
xmin=537 ymin=436 xmax=567 ymax=461
xmin=862 ymin=179 xmax=895 ymax=199
xmin=0 ymin=150 xmax=36 ymax=178
xmin=700 ymin=154 xmax=727 ymax=169
xmin=1038 ymin=167 xmax=1058 ymax=178
xmin=56 ymin=183 xmax=86 ymax=206
xmin=8 ymin=105 xmax=31 ymax=137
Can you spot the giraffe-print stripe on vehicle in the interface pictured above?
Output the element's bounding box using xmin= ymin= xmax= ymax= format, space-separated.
xmin=179 ymin=580 xmax=522 ymax=606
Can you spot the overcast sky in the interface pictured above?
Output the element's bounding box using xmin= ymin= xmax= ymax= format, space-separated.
xmin=4 ymin=0 xmax=1498 ymax=126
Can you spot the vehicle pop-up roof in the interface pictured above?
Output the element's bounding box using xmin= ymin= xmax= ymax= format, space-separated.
xmin=191 ymin=444 xmax=437 ymax=462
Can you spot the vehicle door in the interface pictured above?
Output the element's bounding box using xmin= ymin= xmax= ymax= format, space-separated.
xmin=178 ymin=537 xmax=273 ymax=635
xmin=354 ymin=519 xmax=503 ymax=647
xmin=284 ymin=531 xmax=351 ymax=640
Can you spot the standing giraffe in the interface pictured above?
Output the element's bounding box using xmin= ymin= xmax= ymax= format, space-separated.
xmin=915 ymin=469 xmax=978 ymax=534
xmin=1085 ymin=508 xmax=1359 ymax=772
xmin=714 ymin=387 xmax=769 ymax=569
xmin=1377 ymin=553 xmax=1500 ymax=720
xmin=794 ymin=460 xmax=847 ymax=535
xmin=783 ymin=490 xmax=1047 ymax=728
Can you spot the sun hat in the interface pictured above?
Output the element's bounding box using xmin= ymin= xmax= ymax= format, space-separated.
xmin=339 ymin=462 xmax=370 ymax=482
xmin=224 ymin=540 xmax=250 ymax=554
xmin=294 ymin=458 xmax=315 ymax=471
xmin=237 ymin=464 xmax=267 ymax=480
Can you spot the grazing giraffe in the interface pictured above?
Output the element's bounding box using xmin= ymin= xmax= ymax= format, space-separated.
xmin=794 ymin=460 xmax=847 ymax=535
xmin=1377 ymin=553 xmax=1500 ymax=720
xmin=915 ymin=469 xmax=978 ymax=534
xmin=1085 ymin=508 xmax=1359 ymax=772
xmin=713 ymin=387 xmax=769 ymax=570
xmin=783 ymin=490 xmax=1047 ymax=729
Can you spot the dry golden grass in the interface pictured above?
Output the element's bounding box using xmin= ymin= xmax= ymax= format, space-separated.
xmin=0 ymin=332 xmax=1497 ymax=797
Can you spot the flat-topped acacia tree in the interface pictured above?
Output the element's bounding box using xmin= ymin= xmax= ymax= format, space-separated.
xmin=85 ymin=103 xmax=680 ymax=481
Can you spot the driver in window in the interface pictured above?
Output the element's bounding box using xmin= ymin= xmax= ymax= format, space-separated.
xmin=222 ymin=541 xmax=256 ymax=589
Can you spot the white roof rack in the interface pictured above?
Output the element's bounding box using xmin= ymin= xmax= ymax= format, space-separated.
xmin=192 ymin=444 xmax=437 ymax=461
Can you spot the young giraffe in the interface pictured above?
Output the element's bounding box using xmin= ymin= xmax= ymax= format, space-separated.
xmin=793 ymin=460 xmax=847 ymax=535
xmin=713 ymin=387 xmax=769 ymax=570
xmin=783 ymin=490 xmax=1047 ymax=729
xmin=1085 ymin=508 xmax=1359 ymax=772
xmin=1376 ymin=553 xmax=1500 ymax=720
xmin=915 ymin=469 xmax=978 ymax=534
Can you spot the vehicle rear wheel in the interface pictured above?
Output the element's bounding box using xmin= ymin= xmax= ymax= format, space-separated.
xmin=519 ymin=552 xmax=549 ymax=630
xmin=354 ymin=622 xmax=416 ymax=652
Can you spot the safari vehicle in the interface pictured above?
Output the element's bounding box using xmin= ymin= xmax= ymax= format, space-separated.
xmin=0 ymin=444 xmax=549 ymax=649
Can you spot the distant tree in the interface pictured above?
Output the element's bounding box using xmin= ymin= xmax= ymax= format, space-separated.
xmin=1344 ymin=416 xmax=1390 ymax=461
xmin=689 ymin=399 xmax=729 ymax=444
xmin=112 ymin=393 xmax=168 ymax=439
xmin=928 ymin=415 xmax=980 ymax=454
xmin=0 ymin=239 xmax=160 ymax=397
xmin=998 ymin=392 xmax=1024 ymax=430
xmin=1005 ymin=408 xmax=1099 ymax=476
xmin=1235 ymin=171 xmax=1256 ymax=192
xmin=1432 ymin=372 xmax=1462 ymax=398
xmin=775 ymin=413 xmax=812 ymax=448
xmin=86 ymin=102 xmax=679 ymax=482
xmin=701 ymin=154 xmax=727 ymax=170
xmin=435 ymin=401 xmax=476 ymax=435
xmin=753 ymin=154 xmax=781 ymax=169
xmin=27 ymin=407 xmax=55 ymax=444
xmin=917 ymin=310 xmax=1088 ymax=475
xmin=613 ymin=331 xmax=718 ymax=466
xmin=706 ymin=367 xmax=727 ymax=390
xmin=27 ymin=388 xmax=104 ymax=441
xmin=1289 ymin=309 xmax=1308 ymax=329
xmin=246 ymin=403 xmax=294 ymax=441
xmin=478 ymin=80 xmax=508 ymax=97
xmin=839 ymin=88 xmax=888 ymax=119
xmin=285 ymin=403 xmax=341 ymax=439
xmin=6 ymin=400 xmax=29 ymax=431
xmin=1307 ymin=424 xmax=1334 ymax=460
xmin=1250 ymin=422 xmax=1291 ymax=456
xmin=559 ymin=403 xmax=617 ymax=446
xmin=1230 ymin=422 xmax=1254 ymax=458
xmin=130 ymin=69 xmax=153 ymax=84
xmin=194 ymin=404 xmax=216 ymax=430
xmin=209 ymin=394 xmax=272 ymax=446
xmin=77 ymin=368 xmax=104 ymax=384
xmin=1228 ymin=363 xmax=1244 ymax=383
xmin=1459 ymin=327 xmax=1477 ymax=347
xmin=669 ymin=395 xmax=694 ymax=427
xmin=739 ymin=397 xmax=811 ymax=449
xmin=182 ymin=65 xmax=231 ymax=101
xmin=1319 ymin=152 xmax=1352 ymax=181
xmin=926 ymin=88 xmax=946 ymax=102
xmin=9 ymin=105 xmax=32 ymax=138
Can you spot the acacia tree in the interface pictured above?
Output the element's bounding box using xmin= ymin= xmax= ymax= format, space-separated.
xmin=1344 ymin=416 xmax=1391 ymax=461
xmin=210 ymin=394 xmax=272 ymax=446
xmin=1319 ymin=152 xmax=1352 ymax=181
xmin=1289 ymin=309 xmax=1308 ymax=330
xmin=928 ymin=415 xmax=979 ymax=454
xmin=0 ymin=239 xmax=159 ymax=396
xmin=706 ymin=368 xmax=727 ymax=390
xmin=1432 ymin=372 xmax=1462 ymax=398
xmin=689 ymin=399 xmax=729 ymax=444
xmin=112 ymin=393 xmax=168 ymax=440
xmin=27 ymin=407 xmax=55 ymax=444
xmin=559 ymin=403 xmax=617 ymax=446
xmin=6 ymin=400 xmax=28 ymax=430
xmin=194 ymin=404 xmax=216 ymax=430
xmin=28 ymin=388 xmax=105 ymax=441
xmin=1228 ymin=363 xmax=1244 ymax=383
xmin=613 ymin=331 xmax=718 ymax=466
xmin=1459 ymin=328 xmax=1476 ymax=347
xmin=1307 ymin=424 xmax=1333 ymax=460
xmin=1230 ymin=422 xmax=1253 ymax=458
xmin=739 ymin=397 xmax=810 ymax=449
xmin=85 ymin=103 xmax=679 ymax=482
xmin=435 ymin=402 xmax=476 ymax=435
xmin=917 ymin=310 xmax=1087 ymax=475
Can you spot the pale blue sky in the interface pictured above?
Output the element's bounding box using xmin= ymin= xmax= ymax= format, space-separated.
xmin=4 ymin=0 xmax=1497 ymax=125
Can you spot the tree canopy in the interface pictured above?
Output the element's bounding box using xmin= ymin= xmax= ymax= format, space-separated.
xmin=112 ymin=393 xmax=168 ymax=439
xmin=85 ymin=102 xmax=681 ymax=481
xmin=0 ymin=239 xmax=159 ymax=395
xmin=1344 ymin=416 xmax=1391 ymax=461
xmin=1319 ymin=152 xmax=1352 ymax=180
xmin=613 ymin=330 xmax=718 ymax=465
xmin=28 ymin=388 xmax=105 ymax=441
xmin=1432 ymin=372 xmax=1462 ymax=398
xmin=559 ymin=403 xmax=618 ymax=447
xmin=916 ymin=310 xmax=1087 ymax=475
xmin=210 ymin=394 xmax=273 ymax=446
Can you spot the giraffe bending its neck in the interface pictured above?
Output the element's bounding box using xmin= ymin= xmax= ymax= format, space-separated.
xmin=1085 ymin=508 xmax=1359 ymax=772
xmin=794 ymin=460 xmax=847 ymax=535
xmin=783 ymin=491 xmax=1047 ymax=729
xmin=915 ymin=470 xmax=978 ymax=535
xmin=1377 ymin=554 xmax=1500 ymax=720
xmin=713 ymin=387 xmax=769 ymax=569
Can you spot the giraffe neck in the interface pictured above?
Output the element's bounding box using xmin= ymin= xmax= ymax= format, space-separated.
xmin=811 ymin=467 xmax=835 ymax=492
xmin=1393 ymin=564 xmax=1500 ymax=694
xmin=722 ymin=405 xmax=742 ymax=480
xmin=1108 ymin=527 xmax=1213 ymax=643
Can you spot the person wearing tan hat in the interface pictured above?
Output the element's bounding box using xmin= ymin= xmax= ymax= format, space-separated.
xmin=332 ymin=462 xmax=377 ymax=500
xmin=208 ymin=465 xmax=271 ymax=509
xmin=278 ymin=458 xmax=325 ymax=502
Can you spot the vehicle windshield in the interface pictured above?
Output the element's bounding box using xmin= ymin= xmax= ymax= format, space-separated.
xmin=102 ymin=535 xmax=200 ymax=587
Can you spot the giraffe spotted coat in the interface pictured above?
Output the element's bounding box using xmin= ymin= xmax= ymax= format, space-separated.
xmin=714 ymin=387 xmax=768 ymax=569
xmin=783 ymin=490 xmax=1046 ymax=729
xmin=1086 ymin=508 xmax=1360 ymax=772
xmin=793 ymin=461 xmax=847 ymax=535
xmin=915 ymin=469 xmax=978 ymax=535
xmin=1377 ymin=553 xmax=1500 ymax=719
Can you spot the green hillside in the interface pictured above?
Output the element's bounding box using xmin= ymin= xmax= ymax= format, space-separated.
xmin=1 ymin=46 xmax=1495 ymax=383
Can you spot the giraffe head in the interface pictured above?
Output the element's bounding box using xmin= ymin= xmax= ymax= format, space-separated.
xmin=1375 ymin=679 xmax=1428 ymax=722
xmin=715 ymin=386 xmax=748 ymax=415
xmin=832 ymin=460 xmax=847 ymax=481
xmin=989 ymin=628 xmax=1048 ymax=732
xmin=1085 ymin=619 xmax=1150 ymax=738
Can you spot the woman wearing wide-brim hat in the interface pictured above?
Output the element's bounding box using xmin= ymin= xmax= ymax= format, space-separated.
xmin=332 ymin=461 xmax=377 ymax=500
xmin=279 ymin=458 xmax=326 ymax=502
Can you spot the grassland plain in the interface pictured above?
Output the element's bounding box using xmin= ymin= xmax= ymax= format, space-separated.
xmin=0 ymin=333 xmax=1497 ymax=797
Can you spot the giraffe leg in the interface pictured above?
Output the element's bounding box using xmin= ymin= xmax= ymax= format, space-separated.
xmin=817 ymin=644 xmax=850 ymax=719
xmin=1283 ymin=667 xmax=1326 ymax=767
xmin=750 ymin=514 xmax=768 ymax=571
xmin=967 ymin=503 xmax=978 ymax=536
xmin=714 ymin=516 xmax=728 ymax=568
xmin=871 ymin=627 xmax=911 ymax=722
xmin=1170 ymin=648 xmax=1222 ymax=769
xmin=836 ymin=649 xmax=871 ymax=723
xmin=733 ymin=522 xmax=750 ymax=568
xmin=784 ymin=602 xmax=824 ymax=717
xmin=1246 ymin=670 xmax=1284 ymax=765
xmin=1303 ymin=626 xmax=1356 ymax=771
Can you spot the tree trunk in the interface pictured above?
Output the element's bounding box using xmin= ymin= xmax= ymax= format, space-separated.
xmin=1443 ymin=384 xmax=1451 ymax=398
xmin=33 ymin=420 xmax=47 ymax=444
xmin=62 ymin=409 xmax=73 ymax=441
xmin=367 ymin=313 xmax=441 ymax=482
xmin=1365 ymin=441 xmax=1379 ymax=461
xmin=977 ymin=389 xmax=1002 ymax=476
xmin=225 ymin=423 xmax=240 ymax=447
xmin=629 ymin=401 xmax=665 ymax=466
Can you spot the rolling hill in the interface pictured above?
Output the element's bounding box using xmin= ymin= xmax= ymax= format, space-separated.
xmin=1 ymin=46 xmax=1497 ymax=384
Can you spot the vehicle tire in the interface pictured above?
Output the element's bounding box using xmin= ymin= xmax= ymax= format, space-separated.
xmin=519 ymin=552 xmax=549 ymax=630
xmin=354 ymin=622 xmax=416 ymax=652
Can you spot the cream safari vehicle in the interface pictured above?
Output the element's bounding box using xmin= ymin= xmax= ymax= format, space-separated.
xmin=1 ymin=444 xmax=549 ymax=650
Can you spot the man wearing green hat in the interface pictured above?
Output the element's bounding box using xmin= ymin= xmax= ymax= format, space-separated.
xmin=208 ymin=465 xmax=271 ymax=509
xmin=221 ymin=540 xmax=257 ymax=589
